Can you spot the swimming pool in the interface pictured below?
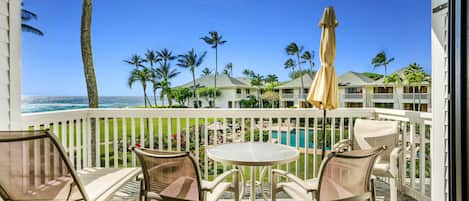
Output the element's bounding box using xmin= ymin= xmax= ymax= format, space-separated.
xmin=271 ymin=129 xmax=330 ymax=149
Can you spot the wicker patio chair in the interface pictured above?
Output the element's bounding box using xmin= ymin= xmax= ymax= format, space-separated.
xmin=0 ymin=130 xmax=139 ymax=201
xmin=131 ymin=146 xmax=240 ymax=201
xmin=271 ymin=146 xmax=386 ymax=201
xmin=333 ymin=119 xmax=401 ymax=201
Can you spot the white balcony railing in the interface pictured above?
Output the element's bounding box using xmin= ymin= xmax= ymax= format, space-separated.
xmin=281 ymin=93 xmax=294 ymax=99
xmin=21 ymin=108 xmax=432 ymax=201
xmin=344 ymin=93 xmax=363 ymax=99
xmin=403 ymin=93 xmax=429 ymax=100
xmin=373 ymin=93 xmax=394 ymax=99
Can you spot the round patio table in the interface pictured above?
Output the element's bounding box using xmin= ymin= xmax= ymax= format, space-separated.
xmin=207 ymin=142 xmax=299 ymax=201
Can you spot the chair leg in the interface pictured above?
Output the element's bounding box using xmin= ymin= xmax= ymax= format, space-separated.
xmin=271 ymin=173 xmax=277 ymax=201
xmin=390 ymin=178 xmax=397 ymax=201
xmin=234 ymin=170 xmax=240 ymax=201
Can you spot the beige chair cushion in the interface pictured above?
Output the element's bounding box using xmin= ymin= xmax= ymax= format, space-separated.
xmin=277 ymin=178 xmax=318 ymax=201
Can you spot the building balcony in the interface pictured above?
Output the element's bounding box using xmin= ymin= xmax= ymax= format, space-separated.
xmin=281 ymin=93 xmax=294 ymax=99
xmin=402 ymin=93 xmax=429 ymax=100
xmin=235 ymin=94 xmax=251 ymax=99
xmin=343 ymin=93 xmax=363 ymax=99
xmin=373 ymin=93 xmax=394 ymax=99
xmin=20 ymin=108 xmax=432 ymax=201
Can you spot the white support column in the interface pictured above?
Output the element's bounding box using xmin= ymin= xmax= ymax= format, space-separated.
xmin=0 ymin=0 xmax=21 ymax=130
xmin=431 ymin=1 xmax=448 ymax=200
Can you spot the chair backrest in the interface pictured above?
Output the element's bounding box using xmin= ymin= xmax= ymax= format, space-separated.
xmin=317 ymin=146 xmax=386 ymax=201
xmin=352 ymin=119 xmax=399 ymax=163
xmin=0 ymin=130 xmax=88 ymax=201
xmin=131 ymin=147 xmax=203 ymax=201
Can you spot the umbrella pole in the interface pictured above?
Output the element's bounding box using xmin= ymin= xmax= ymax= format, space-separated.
xmin=321 ymin=109 xmax=327 ymax=160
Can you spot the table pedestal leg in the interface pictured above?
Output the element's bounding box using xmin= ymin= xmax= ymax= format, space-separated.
xmin=250 ymin=166 xmax=256 ymax=201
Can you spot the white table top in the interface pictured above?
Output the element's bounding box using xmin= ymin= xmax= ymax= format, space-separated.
xmin=207 ymin=142 xmax=299 ymax=166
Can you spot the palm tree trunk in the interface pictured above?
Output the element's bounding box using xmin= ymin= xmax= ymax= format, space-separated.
xmin=297 ymin=54 xmax=306 ymax=108
xmin=153 ymin=89 xmax=158 ymax=107
xmin=214 ymin=47 xmax=218 ymax=107
xmin=192 ymin=70 xmax=199 ymax=108
xmin=81 ymin=0 xmax=99 ymax=167
xmin=143 ymin=84 xmax=148 ymax=108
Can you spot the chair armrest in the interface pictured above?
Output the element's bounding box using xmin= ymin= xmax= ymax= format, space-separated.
xmin=202 ymin=169 xmax=239 ymax=192
xmin=333 ymin=139 xmax=351 ymax=152
xmin=271 ymin=169 xmax=316 ymax=193
xmin=331 ymin=192 xmax=371 ymax=201
xmin=389 ymin=146 xmax=402 ymax=177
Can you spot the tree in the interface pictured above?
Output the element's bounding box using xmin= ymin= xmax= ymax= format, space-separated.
xmin=128 ymin=67 xmax=153 ymax=108
xmin=383 ymin=73 xmax=402 ymax=109
xmin=171 ymin=88 xmax=193 ymax=106
xmin=201 ymin=31 xmax=227 ymax=106
xmin=224 ymin=62 xmax=233 ymax=76
xmin=124 ymin=54 xmax=146 ymax=69
xmin=301 ymin=50 xmax=315 ymax=71
xmin=264 ymin=74 xmax=278 ymax=83
xmin=156 ymin=48 xmax=176 ymax=67
xmin=290 ymin=69 xmax=314 ymax=79
xmin=80 ymin=0 xmax=98 ymax=166
xmin=177 ymin=49 xmax=207 ymax=108
xmin=403 ymin=63 xmax=426 ymax=111
xmin=155 ymin=63 xmax=180 ymax=107
xmin=202 ymin=67 xmax=212 ymax=76
xmin=286 ymin=42 xmax=306 ymax=103
xmin=372 ymin=51 xmax=395 ymax=77
xmin=251 ymin=74 xmax=264 ymax=108
xmin=21 ymin=3 xmax=44 ymax=36
xmin=284 ymin=58 xmax=296 ymax=73
xmin=242 ymin=68 xmax=254 ymax=78
xmin=197 ymin=87 xmax=221 ymax=107
xmin=261 ymin=91 xmax=279 ymax=108
xmin=145 ymin=50 xmax=160 ymax=106
xmin=362 ymin=72 xmax=384 ymax=80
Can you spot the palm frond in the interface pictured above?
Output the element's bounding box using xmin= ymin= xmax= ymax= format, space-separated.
xmin=21 ymin=24 xmax=44 ymax=36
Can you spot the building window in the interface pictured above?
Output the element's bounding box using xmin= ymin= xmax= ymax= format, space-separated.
xmin=374 ymin=102 xmax=394 ymax=109
xmin=373 ymin=87 xmax=393 ymax=93
xmin=404 ymin=86 xmax=428 ymax=93
xmin=236 ymin=89 xmax=241 ymax=94
xmin=403 ymin=103 xmax=428 ymax=112
xmin=345 ymin=102 xmax=363 ymax=108
xmin=245 ymin=89 xmax=250 ymax=94
xmin=346 ymin=87 xmax=362 ymax=94
xmin=283 ymin=89 xmax=293 ymax=94
xmin=285 ymin=101 xmax=294 ymax=107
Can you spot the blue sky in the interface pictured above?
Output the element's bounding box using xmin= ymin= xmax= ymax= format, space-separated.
xmin=22 ymin=0 xmax=431 ymax=96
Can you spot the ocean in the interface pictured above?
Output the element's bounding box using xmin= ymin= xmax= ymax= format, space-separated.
xmin=22 ymin=96 xmax=147 ymax=113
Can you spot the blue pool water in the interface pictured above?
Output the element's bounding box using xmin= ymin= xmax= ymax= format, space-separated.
xmin=272 ymin=129 xmax=330 ymax=149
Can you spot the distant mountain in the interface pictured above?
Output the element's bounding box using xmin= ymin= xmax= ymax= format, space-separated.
xmin=362 ymin=72 xmax=384 ymax=80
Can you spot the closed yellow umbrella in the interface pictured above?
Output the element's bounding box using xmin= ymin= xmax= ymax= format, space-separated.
xmin=307 ymin=6 xmax=338 ymax=159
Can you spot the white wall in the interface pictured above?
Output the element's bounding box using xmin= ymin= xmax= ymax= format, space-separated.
xmin=431 ymin=1 xmax=448 ymax=200
xmin=0 ymin=0 xmax=21 ymax=130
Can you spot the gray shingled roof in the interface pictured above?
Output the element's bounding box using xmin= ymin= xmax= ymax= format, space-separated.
xmin=338 ymin=71 xmax=375 ymax=86
xmin=275 ymin=73 xmax=315 ymax=89
xmin=177 ymin=74 xmax=251 ymax=88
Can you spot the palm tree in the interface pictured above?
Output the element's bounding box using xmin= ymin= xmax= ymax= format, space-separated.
xmin=251 ymin=74 xmax=264 ymax=108
xmin=202 ymin=67 xmax=212 ymax=76
xmin=284 ymin=58 xmax=296 ymax=74
xmin=80 ymin=0 xmax=98 ymax=166
xmin=301 ymin=50 xmax=315 ymax=72
xmin=201 ymin=31 xmax=227 ymax=106
xmin=156 ymin=63 xmax=180 ymax=107
xmin=383 ymin=73 xmax=403 ymax=109
xmin=156 ymin=48 xmax=176 ymax=66
xmin=372 ymin=51 xmax=395 ymax=77
xmin=128 ymin=67 xmax=153 ymax=108
xmin=403 ymin=63 xmax=426 ymax=111
xmin=225 ymin=62 xmax=233 ymax=76
xmin=177 ymin=49 xmax=207 ymax=108
xmin=145 ymin=50 xmax=160 ymax=106
xmin=124 ymin=54 xmax=146 ymax=69
xmin=21 ymin=3 xmax=44 ymax=36
xmin=265 ymin=74 xmax=279 ymax=83
xmin=286 ymin=42 xmax=306 ymax=103
xmin=242 ymin=68 xmax=254 ymax=78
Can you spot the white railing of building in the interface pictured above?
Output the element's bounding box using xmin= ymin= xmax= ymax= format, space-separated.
xmin=373 ymin=93 xmax=394 ymax=99
xmin=344 ymin=93 xmax=363 ymax=99
xmin=21 ymin=108 xmax=431 ymax=201
xmin=402 ymin=93 xmax=429 ymax=100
